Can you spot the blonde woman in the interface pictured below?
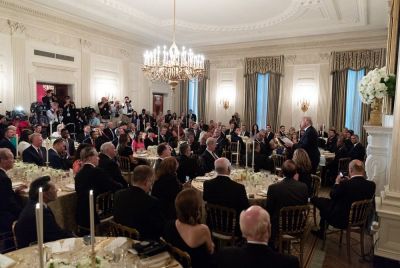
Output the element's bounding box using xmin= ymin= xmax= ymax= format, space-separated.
xmin=292 ymin=148 xmax=312 ymax=196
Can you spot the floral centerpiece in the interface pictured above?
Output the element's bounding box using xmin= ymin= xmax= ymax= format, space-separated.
xmin=358 ymin=66 xmax=396 ymax=125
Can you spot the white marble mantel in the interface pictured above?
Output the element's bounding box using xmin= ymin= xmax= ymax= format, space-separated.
xmin=364 ymin=125 xmax=393 ymax=196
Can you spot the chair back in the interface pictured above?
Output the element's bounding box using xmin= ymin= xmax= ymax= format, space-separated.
xmin=205 ymin=203 xmax=236 ymax=241
xmin=272 ymin=154 xmax=286 ymax=175
xmin=348 ymin=199 xmax=372 ymax=227
xmin=310 ymin=175 xmax=321 ymax=199
xmin=230 ymin=141 xmax=240 ymax=164
xmin=108 ymin=220 xmax=140 ymax=240
xmin=96 ymin=192 xmax=114 ymax=221
xmin=166 ymin=243 xmax=192 ymax=268
xmin=279 ymin=205 xmax=310 ymax=236
xmin=117 ymin=156 xmax=131 ymax=172
xmin=338 ymin=157 xmax=351 ymax=174
xmin=11 ymin=221 xmax=18 ymax=249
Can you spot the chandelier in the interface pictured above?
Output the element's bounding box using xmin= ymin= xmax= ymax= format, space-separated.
xmin=142 ymin=0 xmax=205 ymax=90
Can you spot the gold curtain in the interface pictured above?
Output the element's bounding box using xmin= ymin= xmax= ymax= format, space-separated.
xmin=267 ymin=73 xmax=282 ymax=133
xmin=244 ymin=55 xmax=284 ymax=127
xmin=179 ymin=80 xmax=189 ymax=115
xmin=330 ymin=49 xmax=386 ymax=73
xmin=330 ymin=70 xmax=348 ymax=132
xmin=197 ymin=60 xmax=210 ymax=122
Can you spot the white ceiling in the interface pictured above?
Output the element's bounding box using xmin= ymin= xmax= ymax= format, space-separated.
xmin=27 ymin=0 xmax=388 ymax=48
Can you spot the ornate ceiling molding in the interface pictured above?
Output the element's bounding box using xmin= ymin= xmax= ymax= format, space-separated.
xmin=7 ymin=19 xmax=25 ymax=35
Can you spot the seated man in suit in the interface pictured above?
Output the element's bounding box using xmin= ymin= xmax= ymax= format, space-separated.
xmin=48 ymin=138 xmax=69 ymax=170
xmin=265 ymin=125 xmax=275 ymax=143
xmin=22 ymin=133 xmax=47 ymax=166
xmin=61 ymin=128 xmax=75 ymax=159
xmin=0 ymin=148 xmax=26 ymax=251
xmin=216 ymin=206 xmax=299 ymax=268
xmin=177 ymin=142 xmax=198 ymax=183
xmin=0 ymin=126 xmax=17 ymax=158
xmin=266 ymin=160 xmax=308 ymax=243
xmin=74 ymin=146 xmax=122 ymax=232
xmin=213 ymin=129 xmax=229 ymax=157
xmin=15 ymin=176 xmax=72 ymax=248
xmin=187 ymin=133 xmax=200 ymax=154
xmin=311 ymin=160 xmax=375 ymax=238
xmin=203 ymin=158 xmax=249 ymax=234
xmin=113 ymin=165 xmax=165 ymax=240
xmin=200 ymin=137 xmax=219 ymax=174
xmin=82 ymin=130 xmax=98 ymax=147
xmin=98 ymin=142 xmax=128 ymax=188
xmin=155 ymin=143 xmax=172 ymax=171
xmin=144 ymin=131 xmax=158 ymax=149
xmin=240 ymin=124 xmax=250 ymax=137
xmin=349 ymin=134 xmax=366 ymax=161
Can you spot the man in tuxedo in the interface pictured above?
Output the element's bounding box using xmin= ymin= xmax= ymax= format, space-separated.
xmin=213 ymin=129 xmax=228 ymax=157
xmin=292 ymin=117 xmax=320 ymax=173
xmin=311 ymin=160 xmax=375 ymax=238
xmin=98 ymin=142 xmax=128 ymax=188
xmin=203 ymin=158 xmax=249 ymax=234
xmin=15 ymin=176 xmax=72 ymax=248
xmin=200 ymin=137 xmax=220 ymax=174
xmin=138 ymin=109 xmax=148 ymax=131
xmin=177 ymin=143 xmax=198 ymax=183
xmin=266 ymin=160 xmax=308 ymax=242
xmin=279 ymin=125 xmax=286 ymax=137
xmin=113 ymin=165 xmax=165 ymax=240
xmin=225 ymin=123 xmax=236 ymax=136
xmin=0 ymin=126 xmax=17 ymax=158
xmin=216 ymin=206 xmax=299 ymax=268
xmin=192 ymin=123 xmax=201 ymax=142
xmin=158 ymin=126 xmax=170 ymax=144
xmin=74 ymin=146 xmax=122 ymax=231
xmin=325 ymin=128 xmax=338 ymax=153
xmin=231 ymin=127 xmax=245 ymax=155
xmin=265 ymin=125 xmax=275 ymax=143
xmin=349 ymin=134 xmax=366 ymax=161
xmin=60 ymin=128 xmax=75 ymax=159
xmin=77 ymin=125 xmax=91 ymax=143
xmin=0 ymin=148 xmax=25 ymax=249
xmin=240 ymin=124 xmax=250 ymax=137
xmin=22 ymin=133 xmax=47 ymax=166
xmin=103 ymin=121 xmax=117 ymax=145
xmin=48 ymin=138 xmax=68 ymax=170
xmin=83 ymin=130 xmax=98 ymax=147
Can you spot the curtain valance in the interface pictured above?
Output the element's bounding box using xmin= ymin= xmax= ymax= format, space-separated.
xmin=330 ymin=49 xmax=386 ymax=73
xmin=244 ymin=56 xmax=284 ymax=76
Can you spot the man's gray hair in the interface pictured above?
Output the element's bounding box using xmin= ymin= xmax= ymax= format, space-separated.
xmin=215 ymin=157 xmax=230 ymax=174
xmin=0 ymin=148 xmax=12 ymax=161
xmin=206 ymin=137 xmax=216 ymax=146
xmin=100 ymin=142 xmax=114 ymax=153
xmin=80 ymin=146 xmax=98 ymax=161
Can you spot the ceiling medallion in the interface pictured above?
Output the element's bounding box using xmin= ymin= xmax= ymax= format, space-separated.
xmin=142 ymin=0 xmax=205 ymax=90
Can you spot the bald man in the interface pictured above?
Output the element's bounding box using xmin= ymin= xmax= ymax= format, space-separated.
xmin=203 ymin=158 xmax=249 ymax=235
xmin=311 ymin=160 xmax=375 ymax=238
xmin=216 ymin=206 xmax=299 ymax=268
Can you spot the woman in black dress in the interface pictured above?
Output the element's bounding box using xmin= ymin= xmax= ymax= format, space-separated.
xmin=293 ymin=148 xmax=313 ymax=196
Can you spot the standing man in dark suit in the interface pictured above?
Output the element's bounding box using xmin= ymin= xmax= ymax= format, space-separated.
xmin=0 ymin=126 xmax=17 ymax=158
xmin=186 ymin=109 xmax=197 ymax=127
xmin=216 ymin=206 xmax=299 ymax=268
xmin=292 ymin=116 xmax=320 ymax=173
xmin=22 ymin=133 xmax=47 ymax=166
xmin=266 ymin=160 xmax=308 ymax=242
xmin=48 ymin=138 xmax=68 ymax=170
xmin=15 ymin=176 xmax=72 ymax=248
xmin=98 ymin=142 xmax=128 ymax=188
xmin=349 ymin=134 xmax=366 ymax=161
xmin=74 ymin=146 xmax=122 ymax=232
xmin=0 ymin=148 xmax=26 ymax=251
xmin=103 ymin=122 xmax=117 ymax=145
xmin=61 ymin=128 xmax=75 ymax=160
xmin=311 ymin=160 xmax=375 ymax=238
xmin=203 ymin=158 xmax=249 ymax=231
xmin=200 ymin=137 xmax=219 ymax=174
xmin=113 ymin=165 xmax=165 ymax=240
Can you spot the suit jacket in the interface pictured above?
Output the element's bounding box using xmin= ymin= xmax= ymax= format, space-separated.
xmin=328 ymin=176 xmax=375 ymax=229
xmin=349 ymin=143 xmax=366 ymax=161
xmin=230 ymin=133 xmax=245 ymax=154
xmin=113 ymin=186 xmax=165 ymax=240
xmin=177 ymin=155 xmax=199 ymax=183
xmin=0 ymin=138 xmax=16 ymax=158
xmin=203 ymin=175 xmax=249 ymax=217
xmin=98 ymin=153 xmax=128 ymax=188
xmin=266 ymin=178 xmax=308 ymax=238
xmin=64 ymin=138 xmax=76 ymax=158
xmin=48 ymin=148 xmax=68 ymax=170
xmin=265 ymin=132 xmax=275 ymax=143
xmin=189 ymin=141 xmax=200 ymax=154
xmin=74 ymin=164 xmax=122 ymax=228
xmin=15 ymin=200 xmax=72 ymax=248
xmin=216 ymin=243 xmax=299 ymax=268
xmin=200 ymin=150 xmax=218 ymax=174
xmin=22 ymin=145 xmax=47 ymax=166
xmin=216 ymin=135 xmax=229 ymax=157
xmin=152 ymin=174 xmax=182 ymax=220
xmin=325 ymin=135 xmax=338 ymax=153
xmin=103 ymin=127 xmax=116 ymax=143
xmin=294 ymin=126 xmax=320 ymax=172
xmin=144 ymin=137 xmax=158 ymax=149
xmin=0 ymin=170 xmax=22 ymax=233
xmin=240 ymin=131 xmax=250 ymax=137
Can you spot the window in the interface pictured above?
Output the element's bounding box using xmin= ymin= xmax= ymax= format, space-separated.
xmin=188 ymin=79 xmax=198 ymax=116
xmin=345 ymin=69 xmax=365 ymax=135
xmin=256 ymin=73 xmax=269 ymax=129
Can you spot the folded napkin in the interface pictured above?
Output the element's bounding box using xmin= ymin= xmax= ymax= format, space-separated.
xmin=194 ymin=176 xmax=211 ymax=182
xmin=0 ymin=254 xmax=16 ymax=268
xmin=46 ymin=238 xmax=76 ymax=253
xmin=104 ymin=237 xmax=127 ymax=252
xmin=140 ymin=251 xmax=170 ymax=267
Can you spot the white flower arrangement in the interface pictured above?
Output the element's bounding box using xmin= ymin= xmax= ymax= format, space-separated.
xmin=358 ymin=66 xmax=396 ymax=104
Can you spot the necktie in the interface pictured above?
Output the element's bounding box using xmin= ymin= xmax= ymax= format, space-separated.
xmin=212 ymin=152 xmax=218 ymax=160
xmin=37 ymin=148 xmax=43 ymax=159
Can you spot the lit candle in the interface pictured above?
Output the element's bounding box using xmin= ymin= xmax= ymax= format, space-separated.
xmin=46 ymin=143 xmax=49 ymax=165
xmin=245 ymin=142 xmax=248 ymax=168
xmin=89 ymin=190 xmax=95 ymax=255
xmin=35 ymin=203 xmax=44 ymax=268
xmin=157 ymin=126 xmax=160 ymax=144
xmin=252 ymin=141 xmax=255 ymax=170
xmin=177 ymin=124 xmax=180 ymax=142
xmin=236 ymin=141 xmax=239 ymax=165
xmin=50 ymin=123 xmax=53 ymax=139
xmin=15 ymin=134 xmax=19 ymax=159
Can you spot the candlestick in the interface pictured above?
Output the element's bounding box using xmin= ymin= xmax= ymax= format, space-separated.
xmin=252 ymin=141 xmax=255 ymax=170
xmin=35 ymin=203 xmax=44 ymax=268
xmin=157 ymin=126 xmax=160 ymax=144
xmin=245 ymin=142 xmax=248 ymax=168
xmin=49 ymin=123 xmax=53 ymax=139
xmin=89 ymin=190 xmax=95 ymax=256
xmin=236 ymin=141 xmax=239 ymax=165
xmin=177 ymin=124 xmax=180 ymax=142
xmin=15 ymin=134 xmax=19 ymax=159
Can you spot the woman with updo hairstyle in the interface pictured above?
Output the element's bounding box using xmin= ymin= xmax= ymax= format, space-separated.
xmin=162 ymin=188 xmax=214 ymax=268
xmin=293 ymin=148 xmax=313 ymax=196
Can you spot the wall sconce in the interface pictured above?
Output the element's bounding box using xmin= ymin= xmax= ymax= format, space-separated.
xmin=298 ymin=98 xmax=310 ymax=113
xmin=221 ymin=99 xmax=230 ymax=110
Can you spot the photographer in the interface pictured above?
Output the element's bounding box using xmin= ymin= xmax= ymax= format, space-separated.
xmin=122 ymin=96 xmax=133 ymax=122
xmin=62 ymin=96 xmax=76 ymax=125
xmin=42 ymin=90 xmax=57 ymax=110
xmin=98 ymin=97 xmax=111 ymax=122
